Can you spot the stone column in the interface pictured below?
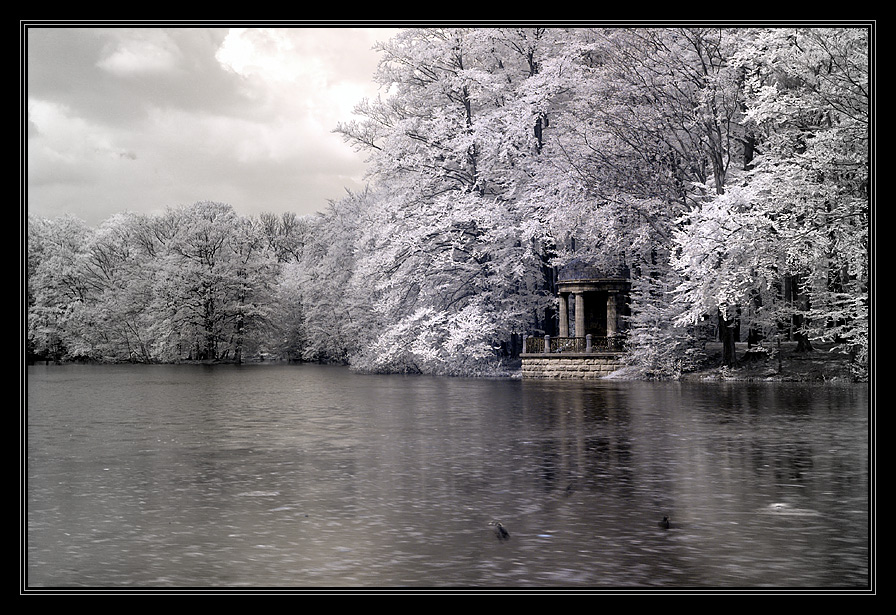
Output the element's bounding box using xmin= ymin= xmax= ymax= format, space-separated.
xmin=606 ymin=291 xmax=618 ymax=337
xmin=575 ymin=293 xmax=585 ymax=338
xmin=558 ymin=293 xmax=569 ymax=338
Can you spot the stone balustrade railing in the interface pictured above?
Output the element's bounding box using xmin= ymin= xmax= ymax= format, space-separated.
xmin=523 ymin=334 xmax=625 ymax=354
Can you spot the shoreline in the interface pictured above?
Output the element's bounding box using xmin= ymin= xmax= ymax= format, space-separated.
xmin=25 ymin=340 xmax=868 ymax=384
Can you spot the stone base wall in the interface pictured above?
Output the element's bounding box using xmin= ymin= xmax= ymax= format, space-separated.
xmin=521 ymin=353 xmax=625 ymax=379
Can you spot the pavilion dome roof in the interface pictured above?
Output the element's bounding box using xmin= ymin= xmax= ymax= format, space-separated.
xmin=558 ymin=257 xmax=630 ymax=282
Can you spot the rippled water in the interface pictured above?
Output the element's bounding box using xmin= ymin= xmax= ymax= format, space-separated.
xmin=26 ymin=363 xmax=870 ymax=590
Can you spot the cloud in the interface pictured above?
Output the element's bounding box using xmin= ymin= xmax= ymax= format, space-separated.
xmin=96 ymin=29 xmax=184 ymax=76
xmin=25 ymin=26 xmax=399 ymax=225
xmin=28 ymin=98 xmax=136 ymax=186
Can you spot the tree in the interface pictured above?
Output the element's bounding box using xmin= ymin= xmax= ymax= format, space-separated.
xmin=292 ymin=189 xmax=376 ymax=364
xmin=152 ymin=201 xmax=280 ymax=362
xmin=744 ymin=27 xmax=869 ymax=374
xmin=27 ymin=214 xmax=94 ymax=361
xmin=28 ymin=203 xmax=287 ymax=364
xmin=670 ymin=27 xmax=869 ymax=375
xmin=76 ymin=212 xmax=159 ymax=362
xmin=332 ymin=28 xmax=565 ymax=374
xmin=527 ymin=27 xmax=756 ymax=370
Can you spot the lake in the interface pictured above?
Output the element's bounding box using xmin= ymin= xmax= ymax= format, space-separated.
xmin=25 ymin=363 xmax=871 ymax=591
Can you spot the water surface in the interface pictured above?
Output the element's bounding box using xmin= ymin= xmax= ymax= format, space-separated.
xmin=26 ymin=363 xmax=870 ymax=589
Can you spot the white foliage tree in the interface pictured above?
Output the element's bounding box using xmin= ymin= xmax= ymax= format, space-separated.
xmin=27 ymin=214 xmax=94 ymax=361
xmin=150 ymin=201 xmax=280 ymax=362
xmin=292 ymin=189 xmax=377 ymax=364
xmin=333 ymin=27 xmax=566 ymax=374
xmin=671 ymin=27 xmax=869 ymax=375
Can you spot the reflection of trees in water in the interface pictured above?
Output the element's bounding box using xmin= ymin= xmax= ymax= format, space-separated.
xmin=520 ymin=382 xmax=636 ymax=499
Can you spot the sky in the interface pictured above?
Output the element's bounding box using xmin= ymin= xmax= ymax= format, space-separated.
xmin=24 ymin=25 xmax=403 ymax=226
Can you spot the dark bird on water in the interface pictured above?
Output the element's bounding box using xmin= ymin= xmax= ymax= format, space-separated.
xmin=658 ymin=516 xmax=671 ymax=529
xmin=489 ymin=521 xmax=510 ymax=541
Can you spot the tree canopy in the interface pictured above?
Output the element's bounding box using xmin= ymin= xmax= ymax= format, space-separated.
xmin=27 ymin=26 xmax=871 ymax=380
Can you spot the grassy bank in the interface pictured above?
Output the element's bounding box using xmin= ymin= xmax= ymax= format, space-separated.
xmin=683 ymin=341 xmax=867 ymax=383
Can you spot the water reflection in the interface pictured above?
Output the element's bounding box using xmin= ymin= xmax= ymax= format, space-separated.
xmin=26 ymin=364 xmax=869 ymax=589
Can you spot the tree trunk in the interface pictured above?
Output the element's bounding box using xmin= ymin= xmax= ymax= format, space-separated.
xmin=794 ymin=325 xmax=814 ymax=352
xmin=743 ymin=131 xmax=756 ymax=171
xmin=234 ymin=309 xmax=244 ymax=364
xmin=719 ymin=309 xmax=737 ymax=367
xmin=203 ymin=297 xmax=217 ymax=361
xmin=789 ymin=274 xmax=814 ymax=352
